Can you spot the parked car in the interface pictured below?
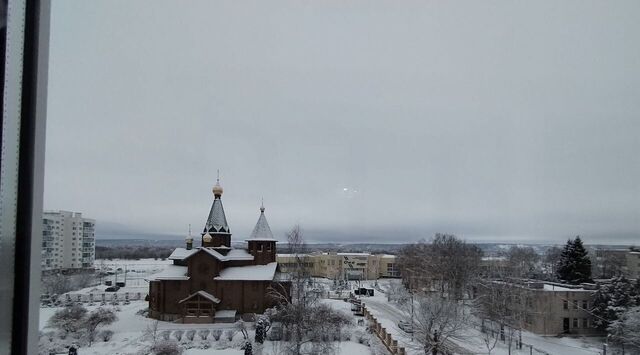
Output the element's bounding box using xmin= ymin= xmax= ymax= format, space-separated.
xmin=397 ymin=320 xmax=413 ymax=333
xmin=105 ymin=286 xmax=120 ymax=292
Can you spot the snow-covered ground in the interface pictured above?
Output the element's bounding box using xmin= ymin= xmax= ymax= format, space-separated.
xmin=360 ymin=279 xmax=605 ymax=355
xmin=39 ymin=261 xmax=608 ymax=355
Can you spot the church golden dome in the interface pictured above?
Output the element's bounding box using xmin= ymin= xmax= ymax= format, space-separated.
xmin=203 ymin=232 xmax=212 ymax=242
xmin=212 ymin=181 xmax=223 ymax=197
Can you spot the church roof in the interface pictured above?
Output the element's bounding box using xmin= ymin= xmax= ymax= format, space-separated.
xmin=169 ymin=247 xmax=254 ymax=262
xmin=146 ymin=265 xmax=189 ymax=281
xmin=204 ymin=195 xmax=230 ymax=234
xmin=246 ymin=205 xmax=278 ymax=241
xmin=179 ymin=290 xmax=220 ymax=304
xmin=214 ymin=262 xmax=278 ymax=281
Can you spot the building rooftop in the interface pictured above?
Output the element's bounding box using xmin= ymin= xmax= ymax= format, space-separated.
xmin=146 ymin=265 xmax=189 ymax=281
xmin=214 ymin=262 xmax=278 ymax=281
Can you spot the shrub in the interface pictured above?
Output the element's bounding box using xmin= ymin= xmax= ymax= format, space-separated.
xmin=173 ymin=330 xmax=184 ymax=341
xmin=161 ymin=330 xmax=171 ymax=341
xmin=211 ymin=329 xmax=222 ymax=341
xmin=198 ymin=330 xmax=209 ymax=340
xmin=224 ymin=329 xmax=237 ymax=341
xmin=150 ymin=340 xmax=183 ymax=355
xmin=99 ymin=329 xmax=114 ymax=342
xmin=185 ymin=330 xmax=196 ymax=341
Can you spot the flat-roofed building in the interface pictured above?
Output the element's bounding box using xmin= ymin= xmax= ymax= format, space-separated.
xmin=479 ymin=280 xmax=601 ymax=336
xmin=276 ymin=252 xmax=399 ymax=280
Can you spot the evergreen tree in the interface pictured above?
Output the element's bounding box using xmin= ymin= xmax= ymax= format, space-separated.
xmin=556 ymin=236 xmax=592 ymax=284
xmin=591 ymin=276 xmax=639 ymax=330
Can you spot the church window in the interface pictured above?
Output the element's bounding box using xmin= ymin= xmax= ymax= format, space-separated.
xmin=258 ymin=244 xmax=263 ymax=252
xmin=267 ymin=243 xmax=272 ymax=251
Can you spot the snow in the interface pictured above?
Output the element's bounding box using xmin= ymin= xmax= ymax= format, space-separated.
xmin=178 ymin=247 xmax=255 ymax=262
xmin=214 ymin=262 xmax=277 ymax=281
xmin=247 ymin=209 xmax=278 ymax=241
xmin=146 ymin=264 xmax=189 ymax=281
xmin=359 ymin=279 xmax=604 ymax=355
xmin=337 ymin=252 xmax=371 ymax=256
xmin=276 ymin=253 xmax=310 ymax=257
xmin=214 ymin=310 xmax=236 ymax=319
xmin=542 ymin=284 xmax=590 ymax=292
xmin=168 ymin=248 xmax=197 ymax=260
xmin=179 ymin=290 xmax=221 ymax=304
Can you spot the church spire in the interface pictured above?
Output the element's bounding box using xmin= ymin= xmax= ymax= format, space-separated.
xmin=203 ymin=176 xmax=231 ymax=247
xmin=248 ymin=202 xmax=276 ymax=241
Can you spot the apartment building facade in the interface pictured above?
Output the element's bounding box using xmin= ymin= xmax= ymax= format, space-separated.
xmin=42 ymin=211 xmax=95 ymax=271
xmin=277 ymin=252 xmax=399 ymax=280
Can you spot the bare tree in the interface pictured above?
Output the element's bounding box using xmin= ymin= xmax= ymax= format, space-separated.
xmin=594 ymin=250 xmax=626 ymax=278
xmin=398 ymin=234 xmax=482 ymax=299
xmin=84 ymin=307 xmax=117 ymax=346
xmin=475 ymin=280 xmax=529 ymax=354
xmin=504 ymin=246 xmax=540 ymax=278
xmin=267 ymin=225 xmax=347 ymax=355
xmin=47 ymin=304 xmax=87 ymax=336
xmin=543 ymin=247 xmax=562 ymax=280
xmin=145 ymin=319 xmax=160 ymax=344
xmin=410 ymin=293 xmax=470 ymax=355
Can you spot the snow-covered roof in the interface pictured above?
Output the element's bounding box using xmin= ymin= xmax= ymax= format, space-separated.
xmin=179 ymin=290 xmax=221 ymax=304
xmin=168 ymin=248 xmax=198 ymax=260
xmin=146 ymin=265 xmax=189 ymax=281
xmin=277 ymin=253 xmax=310 ymax=258
xmin=204 ymin=196 xmax=230 ymax=234
xmin=215 ymin=310 xmax=237 ymax=319
xmin=214 ymin=262 xmax=278 ymax=281
xmin=171 ymin=247 xmax=254 ymax=262
xmin=542 ymin=284 xmax=591 ymax=292
xmin=380 ymin=255 xmax=396 ymax=259
xmin=246 ymin=207 xmax=278 ymax=241
xmin=337 ymin=252 xmax=370 ymax=256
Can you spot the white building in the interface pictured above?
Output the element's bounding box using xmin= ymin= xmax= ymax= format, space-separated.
xmin=41 ymin=211 xmax=95 ymax=271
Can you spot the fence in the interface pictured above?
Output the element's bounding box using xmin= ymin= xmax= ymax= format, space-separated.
xmin=361 ymin=303 xmax=407 ymax=355
xmin=44 ymin=292 xmax=146 ymax=304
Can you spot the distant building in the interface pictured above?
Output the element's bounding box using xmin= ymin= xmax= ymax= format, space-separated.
xmin=478 ymin=280 xmax=601 ymax=336
xmin=277 ymin=252 xmax=399 ymax=280
xmin=41 ymin=211 xmax=95 ymax=271
xmin=147 ymin=180 xmax=289 ymax=323
xmin=592 ymin=247 xmax=640 ymax=279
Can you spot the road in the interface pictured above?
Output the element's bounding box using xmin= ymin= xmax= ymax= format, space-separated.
xmin=363 ymin=296 xmax=475 ymax=355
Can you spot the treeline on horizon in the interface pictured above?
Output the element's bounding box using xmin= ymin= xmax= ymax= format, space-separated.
xmin=95 ymin=245 xmax=175 ymax=260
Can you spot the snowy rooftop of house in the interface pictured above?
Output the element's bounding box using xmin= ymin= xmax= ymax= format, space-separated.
xmin=169 ymin=247 xmax=254 ymax=262
xmin=169 ymin=248 xmax=197 ymax=260
xmin=214 ymin=262 xmax=278 ymax=281
xmin=179 ymin=290 xmax=220 ymax=304
xmin=146 ymin=265 xmax=189 ymax=281
xmin=246 ymin=205 xmax=278 ymax=241
xmin=481 ymin=256 xmax=508 ymax=261
xmin=381 ymin=254 xmax=396 ymax=259
xmin=337 ymin=252 xmax=370 ymax=256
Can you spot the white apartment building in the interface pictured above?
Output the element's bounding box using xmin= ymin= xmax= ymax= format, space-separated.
xmin=42 ymin=211 xmax=95 ymax=271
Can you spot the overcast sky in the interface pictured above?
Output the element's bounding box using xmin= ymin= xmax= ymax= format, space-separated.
xmin=44 ymin=0 xmax=640 ymax=244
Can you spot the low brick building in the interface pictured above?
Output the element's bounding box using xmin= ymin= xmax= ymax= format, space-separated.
xmin=147 ymin=180 xmax=289 ymax=323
